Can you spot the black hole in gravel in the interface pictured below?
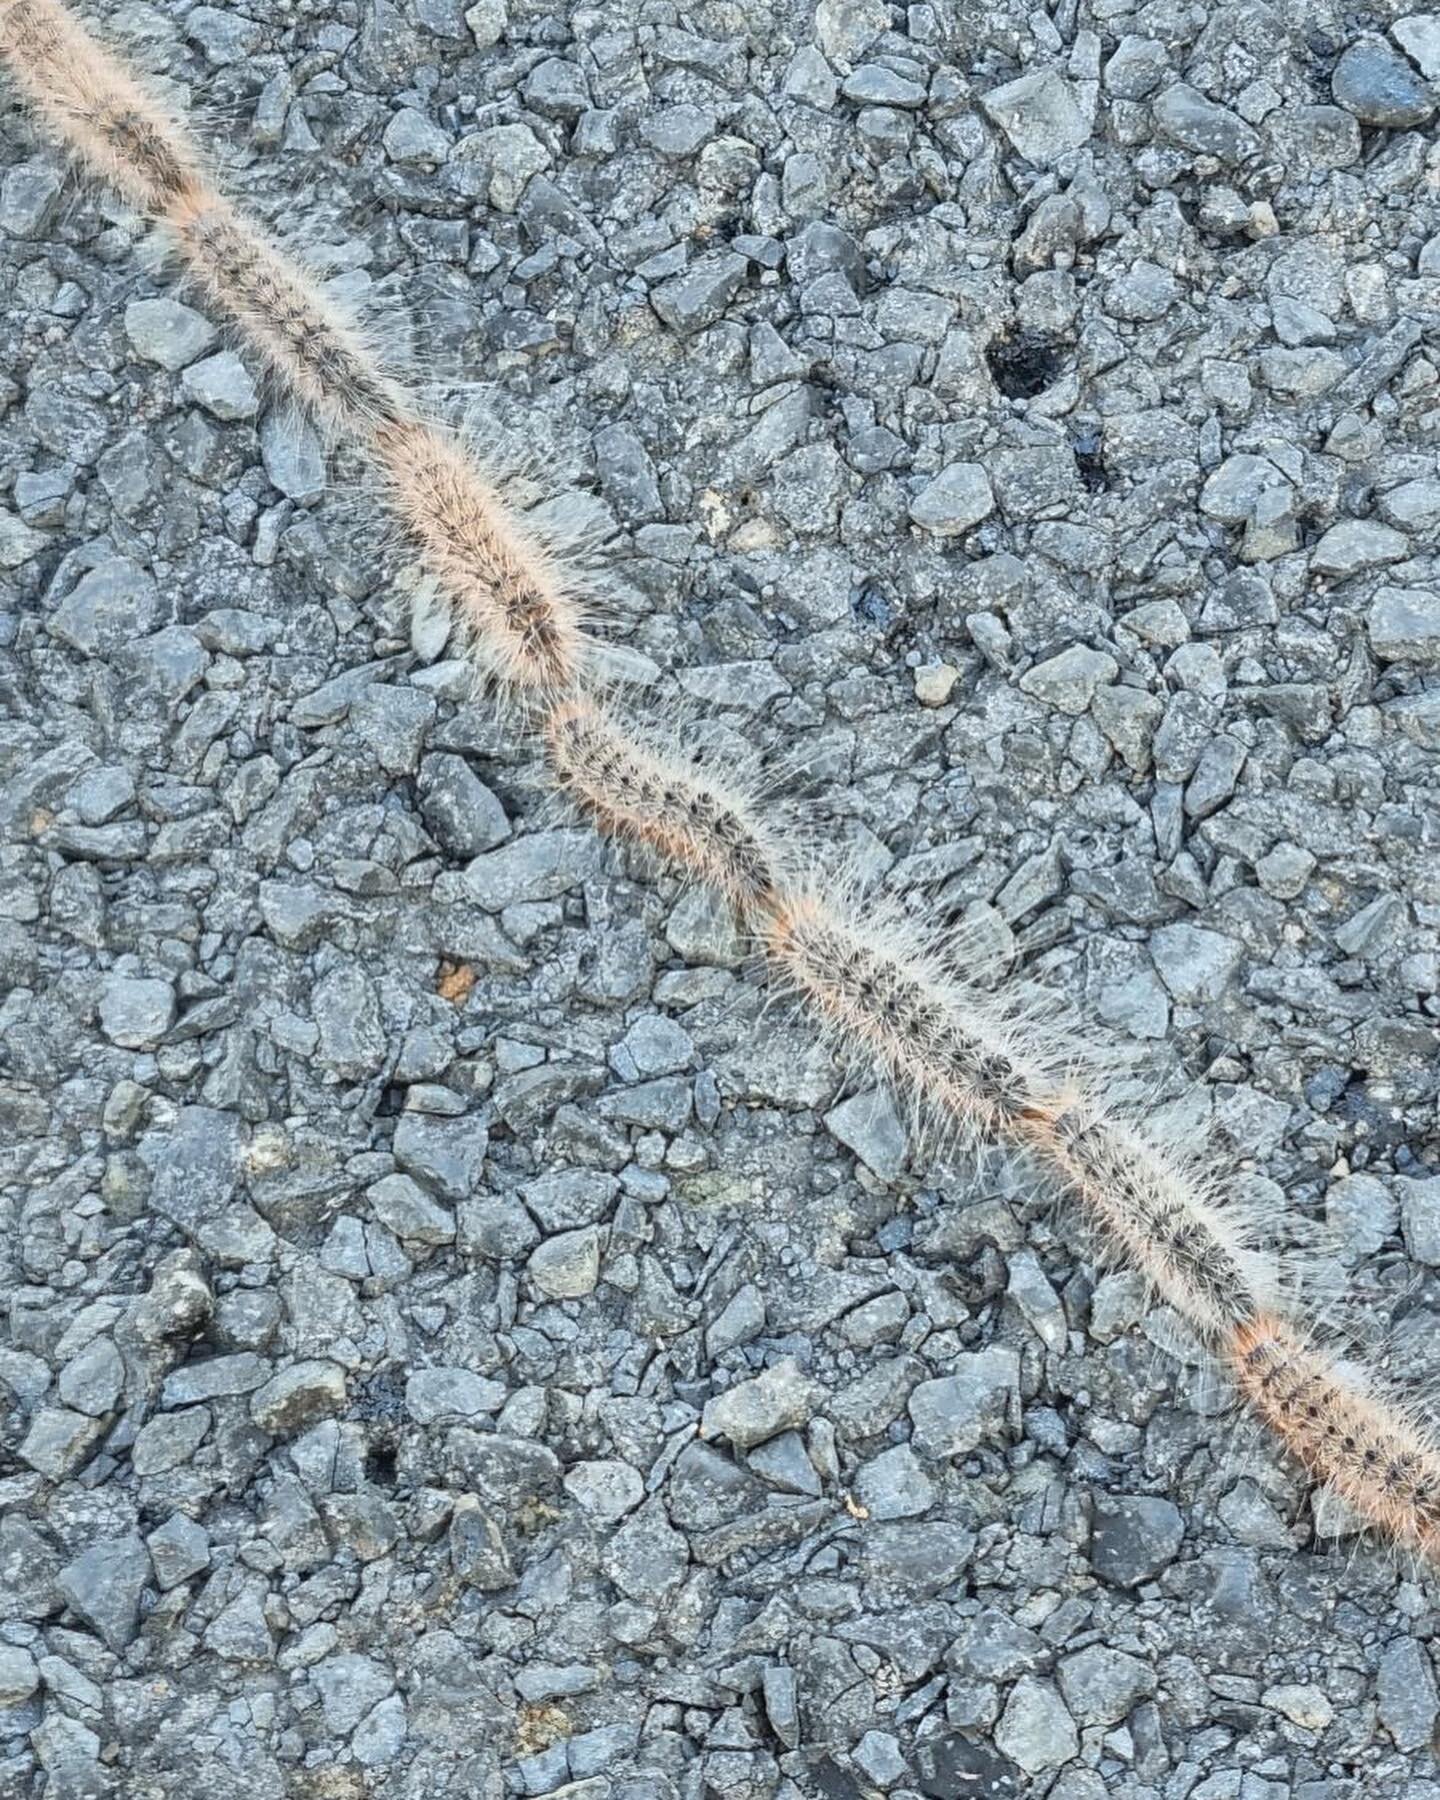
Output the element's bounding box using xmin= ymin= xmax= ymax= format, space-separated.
xmin=1070 ymin=425 xmax=1109 ymax=492
xmin=986 ymin=331 xmax=1067 ymax=399
xmin=365 ymin=1440 xmax=398 ymax=1487
xmin=852 ymin=583 xmax=894 ymax=628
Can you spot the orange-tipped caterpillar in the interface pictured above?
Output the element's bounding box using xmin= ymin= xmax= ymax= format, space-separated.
xmin=1014 ymin=1102 xmax=1276 ymax=1341
xmin=375 ymin=419 xmax=588 ymax=700
xmin=1231 ymin=1315 xmax=1440 ymax=1562
xmin=164 ymin=194 xmax=407 ymax=437
xmin=0 ymin=0 xmax=203 ymax=213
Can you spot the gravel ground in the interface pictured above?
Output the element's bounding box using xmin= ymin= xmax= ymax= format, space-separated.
xmin=3 ymin=1 xmax=1440 ymax=1796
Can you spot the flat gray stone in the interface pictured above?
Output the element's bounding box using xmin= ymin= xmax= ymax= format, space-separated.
xmin=1395 ymin=14 xmax=1440 ymax=80
xmin=52 ymin=557 xmax=161 ymax=656
xmin=950 ymin=1605 xmax=1047 ymax=1681
xmin=853 ymin=1730 xmax=908 ymax=1787
xmin=0 ymin=157 xmax=64 ymax=237
xmin=908 ymin=1350 xmax=1021 ymax=1458
xmin=383 ymin=105 xmax=451 ymax=165
xmin=1106 ymin=259 xmax=1182 ymax=322
xmin=1399 ymin=1176 xmax=1440 ymax=1265
xmin=98 ymin=974 xmax=175 ymax=1048
xmin=982 ymin=68 xmax=1091 ymax=162
xmin=465 ymin=829 xmax=603 ymax=908
xmin=595 ymin=422 xmax=664 ymax=523
xmin=1105 ymin=35 xmax=1169 ymax=100
xmin=1327 ymin=1173 xmax=1398 ymax=1261
xmin=418 ymin=753 xmax=511 ymax=856
xmin=600 ymin=1499 xmax=689 ymax=1602
xmin=1057 ymin=1645 xmax=1155 ymax=1726
xmin=563 ymin=1458 xmax=645 ymax=1523
xmin=823 ymin=1086 xmax=907 ymax=1181
xmin=1379 ymin=475 xmax=1440 ymax=530
xmin=312 ymin=964 xmax=385 ymax=1079
xmin=1019 ymin=644 xmax=1118 ymax=714
xmin=458 ymin=121 xmax=550 ymax=210
xmin=124 ymin=298 xmax=219 ymax=371
xmin=313 ymin=1653 xmax=394 ymax=1734
xmin=1333 ymin=36 xmax=1435 ymax=126
xmin=57 ymin=1336 xmax=124 ymax=1416
xmin=1150 ymin=923 xmax=1242 ymax=1004
xmin=141 ymin=1107 xmax=245 ymax=1234
xmin=161 ymin=1352 xmax=269 ymax=1407
xmin=258 ymin=405 xmax=326 ymax=502
xmin=353 ymin=1695 xmax=407 ymax=1766
xmin=1376 ymin=1635 xmax=1439 ymax=1750
xmin=1254 ymin=842 xmax=1315 ymax=900
xmin=1369 ymin=586 xmax=1440 ymax=663
xmin=406 ymin=1365 xmax=507 ymax=1423
xmin=0 ymin=1645 xmax=40 ymax=1706
xmin=1089 ymin=1493 xmax=1185 ymax=1586
xmin=520 ymin=1168 xmax=618 ymax=1230
xmin=814 ymin=0 xmax=888 ymax=62
xmin=181 ymin=351 xmax=260 ymax=420
xmin=449 ymin=1495 xmax=513 ymax=1588
xmin=1153 ymin=82 xmax=1260 ymax=162
xmin=18 ymin=1407 xmax=105 ymax=1480
xmin=747 ymin=1429 xmax=822 ymax=1496
xmin=57 ymin=1535 xmax=152 ymax=1651
xmin=702 ymin=1357 xmax=821 ymax=1450
xmin=250 ymin=1360 xmax=347 ymax=1434
xmin=527 ymin=1225 xmax=602 ymax=1298
xmin=393 ymin=1113 xmax=489 ymax=1199
xmin=348 ymin=683 xmax=436 ymax=777
xmin=641 ymin=102 xmax=717 ymax=156
xmin=131 ymin=1407 xmax=211 ymax=1476
xmin=367 ymin=1173 xmax=456 ymax=1245
xmin=909 ymin=461 xmax=994 ymax=536
xmin=651 ymin=252 xmax=748 ymax=334
xmin=853 ymin=1444 xmax=934 ymax=1521
xmin=994 ymin=1676 xmax=1079 ymax=1775
xmin=0 ymin=505 xmax=49 ymax=568
xmin=842 ymin=64 xmax=925 ymax=107
xmin=989 ymin=445 xmax=1081 ymax=516
xmin=1310 ymin=518 xmax=1409 ymax=578
xmin=524 ymin=56 xmax=591 ymax=121
xmin=465 ymin=0 xmax=506 ymax=47
xmin=1200 ymin=453 xmax=1289 ymax=524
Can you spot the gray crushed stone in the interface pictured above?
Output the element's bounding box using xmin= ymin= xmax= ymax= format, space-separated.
xmin=1 ymin=2 xmax=1439 ymax=1798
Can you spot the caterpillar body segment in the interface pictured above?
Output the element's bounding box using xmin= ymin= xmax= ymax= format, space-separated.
xmin=759 ymin=891 xmax=1026 ymax=1140
xmin=1017 ymin=1103 xmax=1275 ymax=1341
xmin=1231 ymin=1315 xmax=1440 ymax=1562
xmin=376 ymin=419 xmax=587 ymax=699
xmin=544 ymin=697 xmax=783 ymax=909
xmin=0 ymin=0 xmax=204 ymax=213
xmin=165 ymin=196 xmax=407 ymax=435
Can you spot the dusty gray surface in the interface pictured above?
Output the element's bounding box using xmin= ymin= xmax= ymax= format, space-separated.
xmin=3 ymin=0 xmax=1440 ymax=1796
